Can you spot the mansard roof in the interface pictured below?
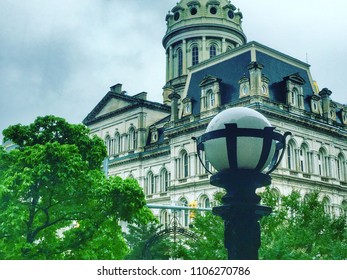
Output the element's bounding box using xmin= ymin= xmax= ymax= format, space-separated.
xmin=83 ymin=89 xmax=170 ymax=126
xmin=184 ymin=41 xmax=315 ymax=115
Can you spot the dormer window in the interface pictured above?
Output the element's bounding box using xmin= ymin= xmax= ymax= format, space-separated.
xmin=199 ymin=75 xmax=221 ymax=113
xmin=208 ymin=90 xmax=215 ymax=107
xmin=210 ymin=6 xmax=217 ymax=14
xmin=207 ymin=0 xmax=220 ymax=15
xmin=285 ymin=73 xmax=306 ymax=110
xmin=187 ymin=0 xmax=201 ymax=15
xmin=329 ymin=102 xmax=337 ymax=121
xmin=261 ymin=75 xmax=270 ymax=97
xmin=182 ymin=97 xmax=192 ymax=116
xmin=150 ymin=127 xmax=159 ymax=144
xmin=227 ymin=10 xmax=234 ymax=19
xmin=341 ymin=107 xmax=347 ymax=125
xmin=310 ymin=95 xmax=322 ymax=115
xmin=174 ymin=12 xmax=180 ymax=21
xmin=238 ymin=75 xmax=250 ymax=98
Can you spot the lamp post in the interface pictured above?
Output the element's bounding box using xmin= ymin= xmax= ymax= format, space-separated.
xmin=195 ymin=107 xmax=290 ymax=260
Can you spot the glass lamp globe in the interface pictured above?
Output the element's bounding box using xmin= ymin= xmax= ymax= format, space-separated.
xmin=203 ymin=107 xmax=276 ymax=172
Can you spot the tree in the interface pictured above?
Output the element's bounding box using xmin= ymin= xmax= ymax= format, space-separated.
xmin=259 ymin=187 xmax=347 ymax=260
xmin=0 ymin=116 xmax=151 ymax=259
xmin=124 ymin=220 xmax=175 ymax=260
xmin=170 ymin=188 xmax=347 ymax=260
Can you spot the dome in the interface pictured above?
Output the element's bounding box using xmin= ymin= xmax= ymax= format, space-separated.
xmin=163 ymin=0 xmax=246 ymax=49
xmin=162 ymin=0 xmax=247 ymax=90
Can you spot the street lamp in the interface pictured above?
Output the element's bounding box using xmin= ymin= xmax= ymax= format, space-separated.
xmin=195 ymin=107 xmax=290 ymax=260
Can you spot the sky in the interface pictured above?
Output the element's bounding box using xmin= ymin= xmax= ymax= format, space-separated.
xmin=1 ymin=0 xmax=347 ymax=143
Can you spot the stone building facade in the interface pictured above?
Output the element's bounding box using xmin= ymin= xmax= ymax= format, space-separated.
xmin=83 ymin=0 xmax=347 ymax=226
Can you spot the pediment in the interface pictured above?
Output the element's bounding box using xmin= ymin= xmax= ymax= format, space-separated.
xmin=284 ymin=73 xmax=306 ymax=85
xmin=199 ymin=75 xmax=221 ymax=87
xmin=95 ymin=97 xmax=133 ymax=118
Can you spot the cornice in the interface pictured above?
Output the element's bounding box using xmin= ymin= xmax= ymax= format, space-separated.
xmin=83 ymin=92 xmax=170 ymax=126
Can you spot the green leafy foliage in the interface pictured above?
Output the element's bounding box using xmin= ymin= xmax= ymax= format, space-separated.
xmin=124 ymin=220 xmax=174 ymax=260
xmin=155 ymin=188 xmax=347 ymax=260
xmin=259 ymin=187 xmax=347 ymax=260
xmin=177 ymin=212 xmax=227 ymax=260
xmin=0 ymin=116 xmax=150 ymax=259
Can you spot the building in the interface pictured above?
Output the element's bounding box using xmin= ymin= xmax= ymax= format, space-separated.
xmin=83 ymin=0 xmax=347 ymax=226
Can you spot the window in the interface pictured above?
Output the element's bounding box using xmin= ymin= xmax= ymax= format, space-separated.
xmin=337 ymin=153 xmax=346 ymax=181
xmin=200 ymin=196 xmax=210 ymax=208
xmin=209 ymin=45 xmax=217 ymax=58
xmin=210 ymin=6 xmax=217 ymax=15
xmin=177 ymin=48 xmax=183 ymax=76
xmin=299 ymin=144 xmax=310 ymax=173
xmin=342 ymin=201 xmax=347 ymax=217
xmin=128 ymin=127 xmax=137 ymax=151
xmin=199 ymin=150 xmax=211 ymax=174
xmin=160 ymin=210 xmax=169 ymax=228
xmin=192 ymin=46 xmax=199 ymax=66
xmin=183 ymin=152 xmax=189 ymax=177
xmin=287 ymin=141 xmax=296 ymax=170
xmin=160 ymin=168 xmax=169 ymax=192
xmin=318 ymin=148 xmax=329 ymax=177
xmin=180 ymin=198 xmax=189 ymax=227
xmin=208 ymin=90 xmax=215 ymax=107
xmin=190 ymin=7 xmax=197 ymax=15
xmin=174 ymin=12 xmax=180 ymax=21
xmin=114 ymin=133 xmax=120 ymax=154
xmin=178 ymin=150 xmax=189 ymax=178
xmin=105 ymin=135 xmax=111 ymax=156
xmin=147 ymin=171 xmax=155 ymax=195
xmin=322 ymin=197 xmax=331 ymax=215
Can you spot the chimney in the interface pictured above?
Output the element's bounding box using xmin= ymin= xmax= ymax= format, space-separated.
xmin=110 ymin=83 xmax=123 ymax=94
xmin=319 ymin=88 xmax=332 ymax=119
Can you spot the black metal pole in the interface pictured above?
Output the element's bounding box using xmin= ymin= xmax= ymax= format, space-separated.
xmin=211 ymin=170 xmax=272 ymax=260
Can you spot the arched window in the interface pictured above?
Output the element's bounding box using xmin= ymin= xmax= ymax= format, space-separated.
xmin=209 ymin=45 xmax=217 ymax=58
xmin=299 ymin=143 xmax=310 ymax=173
xmin=160 ymin=168 xmax=169 ymax=192
xmin=318 ymin=148 xmax=329 ymax=177
xmin=105 ymin=135 xmax=111 ymax=156
xmin=291 ymin=87 xmax=301 ymax=107
xmin=180 ymin=198 xmax=189 ymax=227
xmin=341 ymin=201 xmax=347 ymax=217
xmin=160 ymin=210 xmax=169 ymax=229
xmin=128 ymin=127 xmax=137 ymax=151
xmin=200 ymin=195 xmax=210 ymax=208
xmin=207 ymin=89 xmax=215 ymax=107
xmin=177 ymin=48 xmax=183 ymax=76
xmin=192 ymin=46 xmax=199 ymax=66
xmin=337 ymin=153 xmax=346 ymax=181
xmin=287 ymin=141 xmax=296 ymax=170
xmin=183 ymin=151 xmax=189 ymax=178
xmin=114 ymin=132 xmax=120 ymax=154
xmin=322 ymin=196 xmax=331 ymax=215
xmin=198 ymin=150 xmax=211 ymax=174
xmin=147 ymin=171 xmax=155 ymax=195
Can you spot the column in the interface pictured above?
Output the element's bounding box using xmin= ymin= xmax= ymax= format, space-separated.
xmin=166 ymin=51 xmax=170 ymax=81
xmin=169 ymin=46 xmax=174 ymax=80
xmin=222 ymin=38 xmax=226 ymax=53
xmin=202 ymin=36 xmax=206 ymax=61
xmin=182 ymin=40 xmax=187 ymax=75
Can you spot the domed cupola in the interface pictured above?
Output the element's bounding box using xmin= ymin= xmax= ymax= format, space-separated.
xmin=163 ymin=0 xmax=246 ymax=85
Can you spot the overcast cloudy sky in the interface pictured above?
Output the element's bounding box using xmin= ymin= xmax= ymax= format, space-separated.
xmin=1 ymin=0 xmax=346 ymax=143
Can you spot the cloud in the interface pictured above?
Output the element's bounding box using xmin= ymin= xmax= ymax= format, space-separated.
xmin=1 ymin=0 xmax=347 ymax=143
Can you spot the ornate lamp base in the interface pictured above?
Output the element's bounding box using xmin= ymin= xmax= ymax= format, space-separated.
xmin=211 ymin=170 xmax=272 ymax=260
